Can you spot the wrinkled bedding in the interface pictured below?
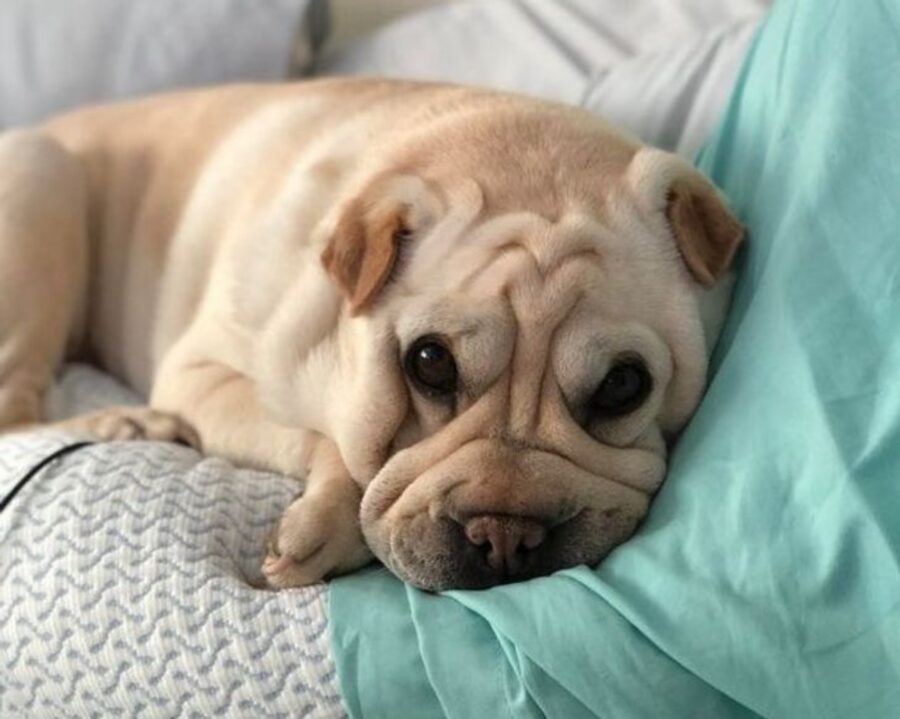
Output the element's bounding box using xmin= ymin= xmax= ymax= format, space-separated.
xmin=1 ymin=366 xmax=343 ymax=717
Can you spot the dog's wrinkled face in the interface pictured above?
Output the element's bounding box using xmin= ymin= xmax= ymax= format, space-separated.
xmin=354 ymin=222 xmax=680 ymax=590
xmin=269 ymin=117 xmax=743 ymax=590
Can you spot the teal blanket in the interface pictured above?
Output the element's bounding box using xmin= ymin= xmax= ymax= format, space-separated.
xmin=330 ymin=0 xmax=900 ymax=715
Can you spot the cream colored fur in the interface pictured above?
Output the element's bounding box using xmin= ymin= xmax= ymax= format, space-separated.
xmin=0 ymin=79 xmax=742 ymax=590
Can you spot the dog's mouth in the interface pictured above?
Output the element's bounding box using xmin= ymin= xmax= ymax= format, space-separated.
xmin=359 ymin=438 xmax=660 ymax=590
xmin=376 ymin=504 xmax=641 ymax=591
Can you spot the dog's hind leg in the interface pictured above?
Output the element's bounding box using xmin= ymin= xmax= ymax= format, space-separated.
xmin=0 ymin=130 xmax=88 ymax=430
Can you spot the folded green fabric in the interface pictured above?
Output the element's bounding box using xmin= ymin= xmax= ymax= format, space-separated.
xmin=331 ymin=0 xmax=900 ymax=716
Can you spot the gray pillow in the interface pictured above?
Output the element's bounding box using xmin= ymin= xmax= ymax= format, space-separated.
xmin=0 ymin=0 xmax=329 ymax=128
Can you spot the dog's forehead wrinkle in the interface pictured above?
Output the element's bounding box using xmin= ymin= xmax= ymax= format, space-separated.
xmin=506 ymin=261 xmax=589 ymax=336
xmin=488 ymin=211 xmax=601 ymax=269
xmin=444 ymin=211 xmax=606 ymax=306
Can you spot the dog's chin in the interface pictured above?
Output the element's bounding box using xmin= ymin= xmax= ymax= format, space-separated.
xmin=365 ymin=507 xmax=643 ymax=592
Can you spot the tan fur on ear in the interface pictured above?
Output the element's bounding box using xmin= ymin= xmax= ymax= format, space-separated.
xmin=666 ymin=177 xmax=744 ymax=287
xmin=626 ymin=147 xmax=745 ymax=288
xmin=321 ymin=198 xmax=406 ymax=315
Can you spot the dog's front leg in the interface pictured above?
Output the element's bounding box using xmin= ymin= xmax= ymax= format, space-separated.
xmin=0 ymin=130 xmax=89 ymax=431
xmin=262 ymin=439 xmax=374 ymax=588
xmin=151 ymin=357 xmax=372 ymax=587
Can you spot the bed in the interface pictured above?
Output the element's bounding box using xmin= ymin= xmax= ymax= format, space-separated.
xmin=4 ymin=0 xmax=899 ymax=716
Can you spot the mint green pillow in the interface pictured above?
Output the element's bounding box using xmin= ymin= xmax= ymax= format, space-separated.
xmin=330 ymin=1 xmax=900 ymax=716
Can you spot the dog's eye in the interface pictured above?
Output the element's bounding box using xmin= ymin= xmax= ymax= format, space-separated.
xmin=405 ymin=337 xmax=458 ymax=397
xmin=590 ymin=360 xmax=652 ymax=418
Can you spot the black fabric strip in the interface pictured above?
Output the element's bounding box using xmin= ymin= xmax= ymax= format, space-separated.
xmin=0 ymin=441 xmax=94 ymax=514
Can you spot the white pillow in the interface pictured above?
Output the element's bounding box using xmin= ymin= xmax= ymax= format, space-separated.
xmin=0 ymin=0 xmax=328 ymax=128
xmin=315 ymin=0 xmax=767 ymax=156
xmin=580 ymin=19 xmax=760 ymax=158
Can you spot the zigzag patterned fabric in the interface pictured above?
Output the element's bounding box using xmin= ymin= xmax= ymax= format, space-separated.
xmin=0 ymin=367 xmax=345 ymax=717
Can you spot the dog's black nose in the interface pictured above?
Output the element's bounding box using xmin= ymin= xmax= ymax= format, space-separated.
xmin=463 ymin=515 xmax=547 ymax=575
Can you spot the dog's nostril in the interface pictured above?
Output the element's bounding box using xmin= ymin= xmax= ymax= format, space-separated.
xmin=463 ymin=515 xmax=547 ymax=574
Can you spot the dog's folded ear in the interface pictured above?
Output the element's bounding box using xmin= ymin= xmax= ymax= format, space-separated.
xmin=321 ymin=175 xmax=440 ymax=315
xmin=626 ymin=148 xmax=745 ymax=287
xmin=321 ymin=195 xmax=404 ymax=315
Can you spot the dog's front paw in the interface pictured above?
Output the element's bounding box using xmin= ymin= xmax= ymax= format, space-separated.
xmin=58 ymin=405 xmax=201 ymax=448
xmin=262 ymin=491 xmax=373 ymax=588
